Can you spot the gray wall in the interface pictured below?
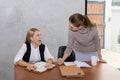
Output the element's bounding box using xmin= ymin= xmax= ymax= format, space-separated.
xmin=0 ymin=0 xmax=85 ymax=80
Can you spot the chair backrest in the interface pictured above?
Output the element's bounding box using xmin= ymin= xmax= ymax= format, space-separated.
xmin=58 ymin=46 xmax=75 ymax=62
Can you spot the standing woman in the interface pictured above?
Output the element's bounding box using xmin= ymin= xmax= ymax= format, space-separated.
xmin=57 ymin=13 xmax=105 ymax=65
xmin=14 ymin=28 xmax=54 ymax=70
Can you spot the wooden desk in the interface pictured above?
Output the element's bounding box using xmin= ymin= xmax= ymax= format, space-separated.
xmin=14 ymin=63 xmax=120 ymax=80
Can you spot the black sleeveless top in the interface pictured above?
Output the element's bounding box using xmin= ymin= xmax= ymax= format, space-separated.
xmin=22 ymin=43 xmax=45 ymax=62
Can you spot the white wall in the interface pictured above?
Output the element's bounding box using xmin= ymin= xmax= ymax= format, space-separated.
xmin=0 ymin=0 xmax=86 ymax=80
xmin=105 ymin=1 xmax=120 ymax=52
xmin=105 ymin=0 xmax=112 ymax=50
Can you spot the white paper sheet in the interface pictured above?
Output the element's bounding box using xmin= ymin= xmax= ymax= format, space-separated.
xmin=34 ymin=62 xmax=55 ymax=72
xmin=64 ymin=61 xmax=91 ymax=68
xmin=74 ymin=61 xmax=91 ymax=68
xmin=64 ymin=62 xmax=76 ymax=66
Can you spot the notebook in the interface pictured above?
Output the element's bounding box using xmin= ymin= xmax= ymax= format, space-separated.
xmin=34 ymin=62 xmax=55 ymax=72
xmin=59 ymin=66 xmax=85 ymax=77
xmin=64 ymin=61 xmax=91 ymax=68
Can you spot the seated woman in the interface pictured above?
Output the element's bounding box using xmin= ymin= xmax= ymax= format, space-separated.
xmin=14 ymin=28 xmax=54 ymax=71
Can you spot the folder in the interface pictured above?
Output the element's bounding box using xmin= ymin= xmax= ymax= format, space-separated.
xmin=59 ymin=66 xmax=85 ymax=77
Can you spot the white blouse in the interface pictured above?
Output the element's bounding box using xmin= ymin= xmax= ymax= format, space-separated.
xmin=14 ymin=43 xmax=54 ymax=64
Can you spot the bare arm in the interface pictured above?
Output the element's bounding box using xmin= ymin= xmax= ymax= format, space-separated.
xmin=46 ymin=58 xmax=53 ymax=64
xmin=16 ymin=60 xmax=29 ymax=67
xmin=93 ymin=28 xmax=106 ymax=62
xmin=97 ymin=50 xmax=102 ymax=60
xmin=57 ymin=30 xmax=74 ymax=65
xmin=57 ymin=53 xmax=69 ymax=65
xmin=62 ymin=53 xmax=69 ymax=61
xmin=97 ymin=50 xmax=106 ymax=63
xmin=16 ymin=60 xmax=36 ymax=71
xmin=45 ymin=58 xmax=54 ymax=69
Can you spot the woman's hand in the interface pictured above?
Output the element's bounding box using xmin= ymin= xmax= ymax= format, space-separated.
xmin=99 ymin=56 xmax=106 ymax=63
xmin=57 ymin=53 xmax=68 ymax=65
xmin=97 ymin=50 xmax=106 ymax=63
xmin=45 ymin=58 xmax=53 ymax=69
xmin=26 ymin=64 xmax=37 ymax=71
xmin=57 ymin=58 xmax=64 ymax=65
xmin=99 ymin=58 xmax=106 ymax=63
xmin=45 ymin=62 xmax=53 ymax=69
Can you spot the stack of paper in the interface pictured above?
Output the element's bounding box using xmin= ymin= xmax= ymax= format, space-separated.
xmin=64 ymin=61 xmax=91 ymax=68
xmin=34 ymin=62 xmax=55 ymax=72
xmin=64 ymin=62 xmax=75 ymax=66
xmin=74 ymin=61 xmax=91 ymax=67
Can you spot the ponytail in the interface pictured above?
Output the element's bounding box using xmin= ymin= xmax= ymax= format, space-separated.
xmin=84 ymin=15 xmax=95 ymax=29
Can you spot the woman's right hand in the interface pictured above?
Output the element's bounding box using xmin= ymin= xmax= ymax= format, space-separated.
xmin=26 ymin=64 xmax=37 ymax=71
xmin=99 ymin=58 xmax=106 ymax=63
xmin=57 ymin=58 xmax=64 ymax=65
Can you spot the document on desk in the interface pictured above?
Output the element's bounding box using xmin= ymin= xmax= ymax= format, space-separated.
xmin=64 ymin=62 xmax=75 ymax=66
xmin=64 ymin=61 xmax=91 ymax=68
xmin=74 ymin=61 xmax=91 ymax=68
xmin=34 ymin=62 xmax=55 ymax=72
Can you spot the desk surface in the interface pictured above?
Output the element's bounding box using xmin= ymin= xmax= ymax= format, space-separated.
xmin=14 ymin=63 xmax=120 ymax=80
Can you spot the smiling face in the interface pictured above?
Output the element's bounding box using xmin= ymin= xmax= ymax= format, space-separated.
xmin=30 ymin=31 xmax=42 ymax=46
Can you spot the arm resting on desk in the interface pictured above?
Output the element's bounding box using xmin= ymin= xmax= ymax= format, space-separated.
xmin=97 ymin=50 xmax=106 ymax=63
xmin=16 ymin=60 xmax=36 ymax=71
xmin=45 ymin=58 xmax=54 ymax=69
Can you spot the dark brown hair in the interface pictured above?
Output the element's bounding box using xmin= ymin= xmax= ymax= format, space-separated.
xmin=69 ymin=13 xmax=95 ymax=28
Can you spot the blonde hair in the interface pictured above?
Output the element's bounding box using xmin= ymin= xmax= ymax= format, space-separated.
xmin=25 ymin=28 xmax=40 ymax=43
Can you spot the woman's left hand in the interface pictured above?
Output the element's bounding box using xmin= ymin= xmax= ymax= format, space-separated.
xmin=45 ymin=62 xmax=53 ymax=69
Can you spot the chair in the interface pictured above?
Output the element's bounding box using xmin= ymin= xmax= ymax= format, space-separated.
xmin=58 ymin=46 xmax=75 ymax=62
